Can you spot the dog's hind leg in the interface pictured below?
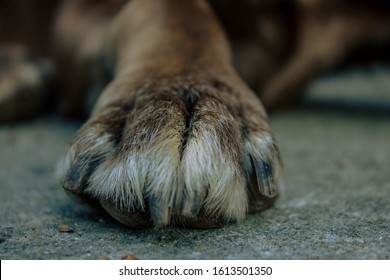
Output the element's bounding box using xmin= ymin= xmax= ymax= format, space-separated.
xmin=261 ymin=6 xmax=390 ymax=109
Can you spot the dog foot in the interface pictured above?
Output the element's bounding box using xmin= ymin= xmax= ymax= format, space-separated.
xmin=58 ymin=77 xmax=282 ymax=228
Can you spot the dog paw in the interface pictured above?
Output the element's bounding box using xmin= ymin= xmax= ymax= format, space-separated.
xmin=58 ymin=77 xmax=282 ymax=228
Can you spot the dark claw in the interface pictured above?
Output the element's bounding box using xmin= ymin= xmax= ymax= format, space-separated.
xmin=180 ymin=195 xmax=203 ymax=217
xmin=180 ymin=186 xmax=205 ymax=217
xmin=63 ymin=154 xmax=103 ymax=193
xmin=148 ymin=195 xmax=171 ymax=226
xmin=63 ymin=155 xmax=89 ymax=192
xmin=249 ymin=155 xmax=278 ymax=198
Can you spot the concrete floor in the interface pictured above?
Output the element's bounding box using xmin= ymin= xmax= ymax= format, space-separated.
xmin=0 ymin=68 xmax=389 ymax=259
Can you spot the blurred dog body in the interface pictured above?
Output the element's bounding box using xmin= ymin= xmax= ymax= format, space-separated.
xmin=1 ymin=0 xmax=390 ymax=116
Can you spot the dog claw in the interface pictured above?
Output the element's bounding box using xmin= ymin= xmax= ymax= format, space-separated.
xmin=250 ymin=155 xmax=278 ymax=198
xmin=63 ymin=155 xmax=103 ymax=193
xmin=180 ymin=197 xmax=202 ymax=218
xmin=62 ymin=155 xmax=90 ymax=192
xmin=148 ymin=195 xmax=171 ymax=226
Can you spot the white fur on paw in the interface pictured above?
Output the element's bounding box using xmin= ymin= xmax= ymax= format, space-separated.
xmin=59 ymin=82 xmax=282 ymax=227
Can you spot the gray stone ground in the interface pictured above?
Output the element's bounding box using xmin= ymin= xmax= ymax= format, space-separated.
xmin=0 ymin=67 xmax=389 ymax=260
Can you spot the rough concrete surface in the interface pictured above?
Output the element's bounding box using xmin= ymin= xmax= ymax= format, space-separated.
xmin=0 ymin=67 xmax=389 ymax=260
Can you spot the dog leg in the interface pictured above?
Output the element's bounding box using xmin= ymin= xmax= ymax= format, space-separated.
xmin=58 ymin=0 xmax=282 ymax=228
xmin=261 ymin=8 xmax=390 ymax=109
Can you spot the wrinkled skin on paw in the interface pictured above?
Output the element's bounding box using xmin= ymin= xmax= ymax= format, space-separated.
xmin=58 ymin=77 xmax=282 ymax=228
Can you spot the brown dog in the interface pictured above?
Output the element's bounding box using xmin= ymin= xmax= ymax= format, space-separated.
xmin=1 ymin=0 xmax=389 ymax=228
